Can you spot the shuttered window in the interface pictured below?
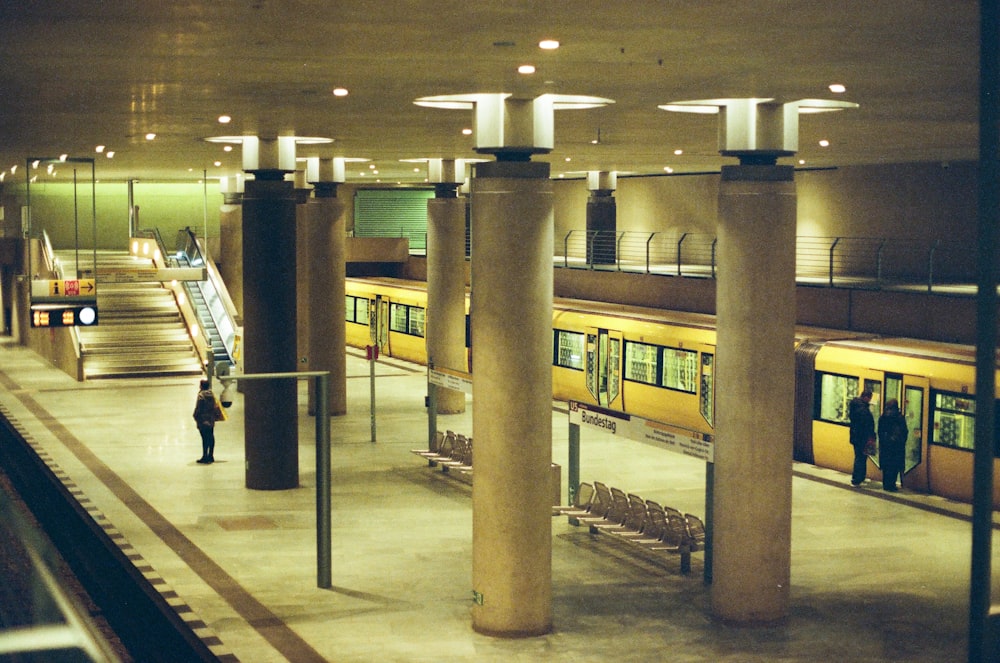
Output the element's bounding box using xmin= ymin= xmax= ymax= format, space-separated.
xmin=353 ymin=189 xmax=435 ymax=252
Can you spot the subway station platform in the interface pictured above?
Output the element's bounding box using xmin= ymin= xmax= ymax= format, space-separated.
xmin=0 ymin=338 xmax=994 ymax=662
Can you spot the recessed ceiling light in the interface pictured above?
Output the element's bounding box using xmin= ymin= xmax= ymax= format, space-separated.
xmin=819 ymin=139 xmax=830 ymax=147
xmin=59 ymin=154 xmax=68 ymax=161
xmin=95 ymin=145 xmax=105 ymax=153
xmin=539 ymin=39 xmax=560 ymax=50
xmin=663 ymin=166 xmax=674 ymax=173
xmin=674 ymin=149 xmax=683 ymax=156
xmin=462 ymin=128 xmax=473 ymax=135
xmin=829 ymin=83 xmax=847 ymax=93
xmin=518 ymin=64 xmax=536 ymax=75
xmin=106 ymin=151 xmax=115 ymax=158
xmin=332 ymin=87 xmax=349 ymax=97
xmin=214 ymin=161 xmax=222 ymax=167
xmin=218 ymin=115 xmax=232 ymax=124
xmin=145 ymin=133 xmax=156 ymax=140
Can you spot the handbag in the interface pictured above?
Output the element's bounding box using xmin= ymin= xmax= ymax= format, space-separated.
xmin=863 ymin=436 xmax=877 ymax=456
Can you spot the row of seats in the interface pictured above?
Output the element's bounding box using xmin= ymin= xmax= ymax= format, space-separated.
xmin=559 ymin=481 xmax=706 ymax=575
xmin=411 ymin=430 xmax=472 ymax=475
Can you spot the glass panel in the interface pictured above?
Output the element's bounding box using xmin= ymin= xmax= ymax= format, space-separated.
xmin=903 ymin=386 xmax=924 ymax=473
xmin=624 ymin=341 xmax=657 ymax=384
xmin=390 ymin=302 xmax=408 ymax=333
xmin=700 ymin=353 xmax=714 ymax=427
xmin=597 ymin=331 xmax=609 ymax=406
xmin=408 ymin=307 xmax=425 ymax=337
xmin=607 ymin=335 xmax=621 ymax=405
xmin=355 ymin=297 xmax=369 ymax=325
xmin=586 ymin=332 xmax=598 ymax=401
xmin=932 ymin=391 xmax=976 ymax=450
xmin=346 ymin=295 xmax=356 ymax=323
xmin=662 ymin=347 xmax=698 ymax=393
xmin=816 ymin=372 xmax=859 ymax=424
xmin=556 ymin=330 xmax=585 ymax=369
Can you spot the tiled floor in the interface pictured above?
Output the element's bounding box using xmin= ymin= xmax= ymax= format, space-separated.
xmin=0 ymin=339 xmax=995 ymax=662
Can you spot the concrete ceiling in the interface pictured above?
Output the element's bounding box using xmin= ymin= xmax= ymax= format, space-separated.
xmin=0 ymin=1 xmax=980 ymax=185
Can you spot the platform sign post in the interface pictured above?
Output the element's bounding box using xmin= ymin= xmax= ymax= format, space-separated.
xmin=366 ymin=345 xmax=378 ymax=443
xmin=427 ymin=360 xmax=437 ymax=452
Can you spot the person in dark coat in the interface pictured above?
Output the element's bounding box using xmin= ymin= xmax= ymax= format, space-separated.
xmin=877 ymin=398 xmax=908 ymax=492
xmin=848 ymin=389 xmax=875 ymax=486
xmin=193 ymin=379 xmax=221 ymax=464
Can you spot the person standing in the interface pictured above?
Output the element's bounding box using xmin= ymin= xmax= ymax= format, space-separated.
xmin=877 ymin=398 xmax=908 ymax=492
xmin=193 ymin=379 xmax=223 ymax=464
xmin=848 ymin=389 xmax=875 ymax=486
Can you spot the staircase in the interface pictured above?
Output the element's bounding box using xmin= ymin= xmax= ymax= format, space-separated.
xmin=57 ymin=250 xmax=203 ymax=379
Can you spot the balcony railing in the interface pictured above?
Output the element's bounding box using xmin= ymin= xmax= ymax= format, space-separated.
xmin=556 ymin=230 xmax=975 ymax=291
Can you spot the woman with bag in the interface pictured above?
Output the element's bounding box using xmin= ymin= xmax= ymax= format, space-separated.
xmin=193 ymin=379 xmax=224 ymax=464
xmin=848 ymin=389 xmax=875 ymax=486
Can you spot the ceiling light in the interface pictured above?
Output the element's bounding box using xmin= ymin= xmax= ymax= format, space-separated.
xmin=664 ymin=166 xmax=674 ymax=173
xmin=223 ymin=145 xmax=233 ymax=152
xmin=332 ymin=87 xmax=349 ymax=97
xmin=674 ymin=149 xmax=683 ymax=156
xmin=95 ymin=145 xmax=105 ymax=153
xmin=218 ymin=115 xmax=232 ymax=124
xmin=10 ymin=165 xmax=17 ymax=174
xmin=518 ymin=64 xmax=536 ymax=75
xmin=539 ymin=39 xmax=560 ymax=50
xmin=59 ymin=154 xmax=68 ymax=161
xmin=214 ymin=161 xmax=222 ymax=167
xmin=106 ymin=151 xmax=115 ymax=158
xmin=145 ymin=132 xmax=156 ymax=140
xmin=819 ymin=139 xmax=830 ymax=147
xmin=31 ymin=160 xmax=39 ymax=169
xmin=462 ymin=128 xmax=473 ymax=135
xmin=828 ymin=83 xmax=847 ymax=93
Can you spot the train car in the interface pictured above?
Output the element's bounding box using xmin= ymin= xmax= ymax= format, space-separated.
xmin=346 ymin=277 xmax=1000 ymax=507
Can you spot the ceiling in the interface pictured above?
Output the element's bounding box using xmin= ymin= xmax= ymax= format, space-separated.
xmin=0 ymin=1 xmax=980 ymax=185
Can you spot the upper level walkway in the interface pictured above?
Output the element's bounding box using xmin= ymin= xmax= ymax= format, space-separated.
xmin=0 ymin=338 xmax=994 ymax=661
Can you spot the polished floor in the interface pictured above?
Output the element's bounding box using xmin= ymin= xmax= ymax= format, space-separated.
xmin=0 ymin=338 xmax=996 ymax=662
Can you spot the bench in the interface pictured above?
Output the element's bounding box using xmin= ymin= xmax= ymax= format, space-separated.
xmin=561 ymin=480 xmax=705 ymax=575
xmin=413 ymin=430 xmax=562 ymax=506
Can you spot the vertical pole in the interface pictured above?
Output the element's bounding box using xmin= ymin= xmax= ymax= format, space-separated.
xmin=316 ymin=373 xmax=331 ymax=589
xmin=369 ymin=352 xmax=377 ymax=444
xmin=971 ymin=1 xmax=999 ymax=660
xmin=704 ymin=461 xmax=714 ymax=584
xmin=427 ymin=361 xmax=438 ymax=450
xmin=567 ymin=419 xmax=580 ymax=506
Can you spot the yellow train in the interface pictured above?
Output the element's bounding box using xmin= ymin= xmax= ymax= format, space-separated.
xmin=346 ymin=277 xmax=1000 ymax=507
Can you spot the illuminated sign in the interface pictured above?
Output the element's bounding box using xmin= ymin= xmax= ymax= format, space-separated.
xmin=30 ymin=304 xmax=99 ymax=328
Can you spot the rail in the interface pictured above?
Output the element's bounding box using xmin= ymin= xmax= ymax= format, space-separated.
xmin=557 ymin=230 xmax=973 ymax=291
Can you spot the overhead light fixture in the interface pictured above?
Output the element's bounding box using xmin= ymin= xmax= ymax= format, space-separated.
xmin=106 ymin=151 xmax=115 ymax=158
xmin=462 ymin=128 xmax=473 ymax=135
xmin=518 ymin=64 xmax=536 ymax=75
xmin=145 ymin=133 xmax=156 ymax=140
xmin=58 ymin=154 xmax=68 ymax=161
xmin=218 ymin=115 xmax=232 ymax=124
xmin=828 ymin=83 xmax=847 ymax=93
xmin=332 ymin=87 xmax=349 ymax=97
xmin=95 ymin=145 xmax=105 ymax=153
xmin=819 ymin=139 xmax=830 ymax=147
xmin=674 ymin=149 xmax=683 ymax=156
xmin=539 ymin=39 xmax=560 ymax=50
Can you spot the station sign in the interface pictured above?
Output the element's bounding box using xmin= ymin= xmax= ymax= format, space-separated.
xmin=429 ymin=366 xmax=473 ymax=395
xmin=569 ymin=400 xmax=714 ymax=463
xmin=31 ymin=278 xmax=96 ymax=301
xmin=30 ymin=303 xmax=98 ymax=328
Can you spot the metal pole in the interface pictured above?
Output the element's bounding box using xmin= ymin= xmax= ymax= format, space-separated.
xmin=316 ymin=373 xmax=331 ymax=589
xmin=369 ymin=352 xmax=377 ymax=444
xmin=568 ymin=420 xmax=580 ymax=507
xmin=704 ymin=461 xmax=714 ymax=585
xmin=427 ymin=361 xmax=437 ymax=451
xmin=970 ymin=1 xmax=999 ymax=659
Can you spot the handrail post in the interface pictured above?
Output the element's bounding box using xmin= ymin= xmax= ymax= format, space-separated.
xmin=677 ymin=232 xmax=688 ymax=276
xmin=646 ymin=232 xmax=656 ymax=274
xmin=829 ymin=237 xmax=841 ymax=287
xmin=876 ymin=239 xmax=886 ymax=288
xmin=928 ymin=239 xmax=940 ymax=292
xmin=563 ymin=230 xmax=571 ymax=268
xmin=711 ymin=238 xmax=717 ymax=278
xmin=616 ymin=231 xmax=625 ymax=271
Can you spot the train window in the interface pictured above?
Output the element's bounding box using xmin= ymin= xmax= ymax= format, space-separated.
xmin=346 ymin=295 xmax=369 ymax=324
xmin=390 ymin=303 xmax=408 ymax=333
xmin=662 ymin=347 xmax=698 ymax=393
xmin=700 ymin=353 xmax=714 ymax=427
xmin=408 ymin=307 xmax=425 ymax=337
xmin=930 ymin=391 xmax=976 ymax=451
xmin=355 ymin=297 xmax=369 ymax=325
xmin=624 ymin=341 xmax=658 ymax=385
xmin=554 ymin=330 xmax=584 ymax=370
xmin=814 ymin=372 xmax=859 ymax=424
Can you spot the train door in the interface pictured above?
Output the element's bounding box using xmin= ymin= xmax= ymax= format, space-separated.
xmin=369 ymin=295 xmax=390 ymax=355
xmin=585 ymin=327 xmax=623 ymax=410
xmin=900 ymin=375 xmax=929 ymax=490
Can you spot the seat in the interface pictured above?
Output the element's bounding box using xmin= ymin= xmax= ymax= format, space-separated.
xmin=574 ymin=481 xmax=613 ymax=526
xmin=650 ymin=510 xmax=696 ymax=574
xmin=631 ymin=500 xmax=668 ymax=546
xmin=410 ymin=429 xmax=444 ymax=457
xmin=684 ymin=514 xmax=706 ymax=551
xmin=556 ymin=482 xmax=595 ymax=517
xmin=590 ymin=486 xmax=631 ymax=533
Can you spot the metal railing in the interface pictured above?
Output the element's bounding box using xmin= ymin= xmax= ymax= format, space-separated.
xmin=557 ymin=230 xmax=974 ymax=291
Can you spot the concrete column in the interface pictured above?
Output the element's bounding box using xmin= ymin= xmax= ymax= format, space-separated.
xmin=712 ymin=164 xmax=797 ymax=623
xmin=294 ymin=172 xmax=312 ymax=374
xmin=470 ymin=160 xmax=552 ymax=637
xmin=426 ymin=168 xmax=468 ymax=414
xmin=586 ymin=171 xmax=616 ymax=265
xmin=304 ymin=182 xmax=347 ymax=416
xmin=242 ymin=176 xmax=299 ymax=490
